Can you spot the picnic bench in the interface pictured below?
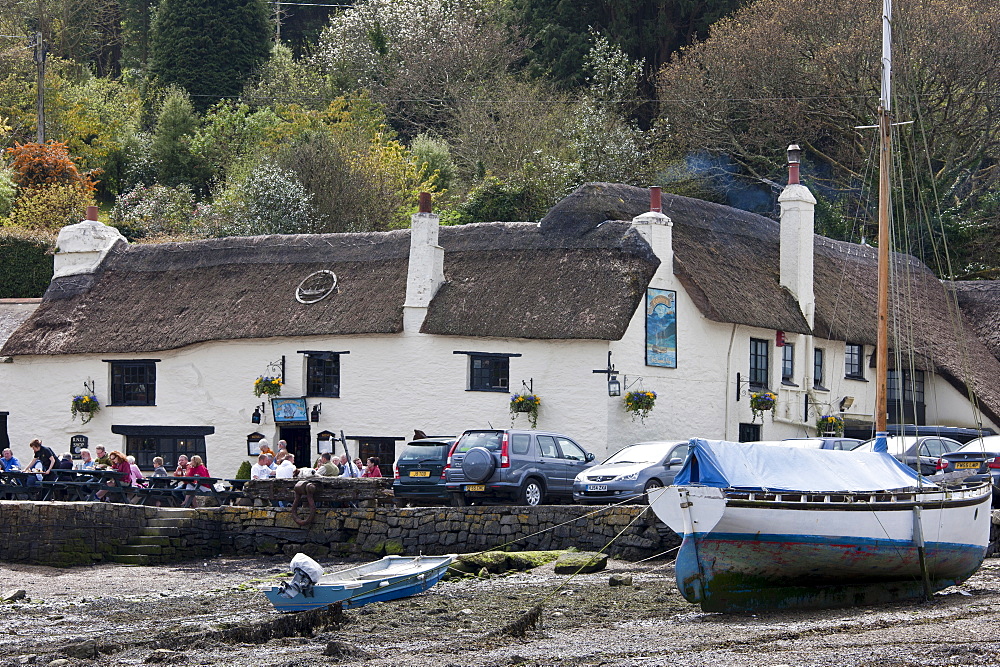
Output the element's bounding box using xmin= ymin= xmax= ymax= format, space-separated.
xmin=243 ymin=477 xmax=393 ymax=507
xmin=38 ymin=469 xmax=129 ymax=502
xmin=131 ymin=476 xmax=245 ymax=507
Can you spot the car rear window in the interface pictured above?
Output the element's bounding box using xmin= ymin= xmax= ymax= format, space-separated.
xmin=455 ymin=431 xmax=502 ymax=453
xmin=398 ymin=443 xmax=450 ymax=462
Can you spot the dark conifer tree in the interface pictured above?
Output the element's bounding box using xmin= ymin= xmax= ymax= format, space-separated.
xmin=149 ymin=0 xmax=272 ymax=111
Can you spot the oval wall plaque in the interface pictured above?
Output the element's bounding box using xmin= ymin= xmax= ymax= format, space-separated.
xmin=296 ymin=270 xmax=338 ymax=304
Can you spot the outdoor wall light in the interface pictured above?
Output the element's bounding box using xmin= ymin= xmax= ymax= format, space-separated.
xmin=787 ymin=143 xmax=802 ymax=164
xmin=251 ymin=402 xmax=265 ymax=424
xmin=839 ymin=396 xmax=855 ymax=412
xmin=311 ymin=403 xmax=322 ymax=423
xmin=608 ymin=375 xmax=622 ymax=397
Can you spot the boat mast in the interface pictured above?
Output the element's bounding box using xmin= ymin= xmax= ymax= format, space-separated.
xmin=875 ymin=0 xmax=892 ymax=434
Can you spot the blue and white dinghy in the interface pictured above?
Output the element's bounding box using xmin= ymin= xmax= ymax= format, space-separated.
xmin=265 ymin=553 xmax=455 ymax=613
xmin=649 ymin=437 xmax=992 ymax=612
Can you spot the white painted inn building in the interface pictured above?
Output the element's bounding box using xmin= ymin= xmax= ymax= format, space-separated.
xmin=2 ymin=174 xmax=999 ymax=477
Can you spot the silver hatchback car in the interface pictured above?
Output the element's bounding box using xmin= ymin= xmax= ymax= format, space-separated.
xmin=573 ymin=440 xmax=688 ymax=504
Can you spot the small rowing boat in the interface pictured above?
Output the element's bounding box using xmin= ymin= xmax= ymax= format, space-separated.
xmin=265 ymin=553 xmax=455 ymax=613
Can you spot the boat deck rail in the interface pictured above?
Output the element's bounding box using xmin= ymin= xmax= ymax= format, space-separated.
xmin=725 ymin=479 xmax=990 ymax=505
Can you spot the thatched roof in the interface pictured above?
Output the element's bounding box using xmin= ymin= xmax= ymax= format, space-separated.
xmin=0 ymin=220 xmax=659 ymax=356
xmin=4 ymin=182 xmax=999 ymax=424
xmin=542 ymin=183 xmax=1000 ymax=426
xmin=952 ymin=281 xmax=1000 ymax=360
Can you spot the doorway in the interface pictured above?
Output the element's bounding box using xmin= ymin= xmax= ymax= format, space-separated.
xmin=280 ymin=425 xmax=312 ymax=467
xmin=356 ymin=436 xmax=403 ymax=477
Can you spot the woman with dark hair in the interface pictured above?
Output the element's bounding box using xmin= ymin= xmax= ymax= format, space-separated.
xmin=361 ymin=457 xmax=382 ymax=478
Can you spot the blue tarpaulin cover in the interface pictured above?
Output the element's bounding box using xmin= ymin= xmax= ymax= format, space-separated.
xmin=673 ymin=437 xmax=925 ymax=492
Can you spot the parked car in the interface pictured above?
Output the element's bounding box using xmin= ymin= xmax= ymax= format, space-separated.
xmin=392 ymin=437 xmax=456 ymax=506
xmin=851 ymin=435 xmax=962 ymax=475
xmin=886 ymin=424 xmax=997 ymax=445
xmin=573 ymin=440 xmax=688 ymax=504
xmin=780 ymin=437 xmax=862 ymax=450
xmin=940 ymin=436 xmax=1000 ymax=507
xmin=444 ymin=429 xmax=595 ymax=506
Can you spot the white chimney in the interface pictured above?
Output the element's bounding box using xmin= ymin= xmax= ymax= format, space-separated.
xmin=631 ymin=186 xmax=673 ymax=275
xmin=403 ymin=192 xmax=445 ymax=333
xmin=52 ymin=206 xmax=126 ymax=278
xmin=779 ymin=144 xmax=816 ymax=328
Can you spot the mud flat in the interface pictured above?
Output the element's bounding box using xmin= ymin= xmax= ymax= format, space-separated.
xmin=2 ymin=556 xmax=1000 ymax=666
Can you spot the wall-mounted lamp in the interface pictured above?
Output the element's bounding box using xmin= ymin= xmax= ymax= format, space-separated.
xmin=251 ymin=402 xmax=265 ymax=424
xmin=311 ymin=403 xmax=322 ymax=423
xmin=839 ymin=396 xmax=855 ymax=412
xmin=592 ymin=351 xmax=621 ymax=397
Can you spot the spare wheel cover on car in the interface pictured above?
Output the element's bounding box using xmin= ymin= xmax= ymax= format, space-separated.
xmin=462 ymin=447 xmax=496 ymax=482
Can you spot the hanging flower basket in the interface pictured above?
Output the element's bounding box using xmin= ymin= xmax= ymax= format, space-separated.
xmin=71 ymin=394 xmax=101 ymax=425
xmin=624 ymin=390 xmax=657 ymax=423
xmin=750 ymin=391 xmax=777 ymax=422
xmin=254 ymin=375 xmax=282 ymax=397
xmin=510 ymin=393 xmax=541 ymax=429
xmin=817 ymin=414 xmax=845 ymax=436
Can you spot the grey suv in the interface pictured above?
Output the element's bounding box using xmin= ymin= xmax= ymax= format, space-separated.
xmin=444 ymin=429 xmax=596 ymax=506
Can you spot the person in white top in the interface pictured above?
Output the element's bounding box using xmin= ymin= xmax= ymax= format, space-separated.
xmin=275 ymin=453 xmax=296 ymax=479
xmin=339 ymin=454 xmax=361 ymax=478
xmin=250 ymin=454 xmax=272 ymax=480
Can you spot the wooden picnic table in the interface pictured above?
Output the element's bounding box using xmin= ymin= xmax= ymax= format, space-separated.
xmin=133 ymin=476 xmax=245 ymax=506
xmin=243 ymin=476 xmax=393 ymax=506
xmin=0 ymin=471 xmax=42 ymax=500
xmin=38 ymin=469 xmax=128 ymax=502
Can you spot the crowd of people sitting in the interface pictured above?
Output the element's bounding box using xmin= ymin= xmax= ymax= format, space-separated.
xmin=1 ymin=437 xmax=382 ymax=504
xmin=248 ymin=439 xmax=382 ymax=481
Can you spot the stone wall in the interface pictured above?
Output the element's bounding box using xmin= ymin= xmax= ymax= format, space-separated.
xmin=0 ymin=501 xmax=156 ymax=566
xmin=210 ymin=505 xmax=674 ymax=561
xmin=0 ymin=502 xmax=678 ymax=567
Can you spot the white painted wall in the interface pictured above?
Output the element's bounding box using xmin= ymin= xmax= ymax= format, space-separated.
xmin=0 ymin=331 xmax=613 ymax=477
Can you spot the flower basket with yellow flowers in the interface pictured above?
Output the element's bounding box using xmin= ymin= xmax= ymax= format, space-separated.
xmin=817 ymin=414 xmax=845 ymax=436
xmin=510 ymin=393 xmax=541 ymax=428
xmin=71 ymin=394 xmax=101 ymax=425
xmin=253 ymin=375 xmax=282 ymax=397
xmin=750 ymin=391 xmax=777 ymax=422
xmin=624 ymin=390 xmax=657 ymax=423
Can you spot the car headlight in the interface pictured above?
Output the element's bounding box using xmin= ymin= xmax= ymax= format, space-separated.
xmin=616 ymin=472 xmax=640 ymax=481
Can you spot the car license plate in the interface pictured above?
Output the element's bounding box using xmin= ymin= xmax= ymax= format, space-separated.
xmin=409 ymin=471 xmax=430 ymax=477
xmin=587 ymin=484 xmax=608 ymax=492
xmin=955 ymin=462 xmax=979 ymax=469
xmin=465 ymin=484 xmax=485 ymax=492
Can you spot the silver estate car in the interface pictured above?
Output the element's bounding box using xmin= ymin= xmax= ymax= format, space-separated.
xmin=573 ymin=440 xmax=688 ymax=504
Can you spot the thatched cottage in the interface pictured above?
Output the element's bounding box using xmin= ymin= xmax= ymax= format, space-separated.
xmin=1 ymin=175 xmax=998 ymax=477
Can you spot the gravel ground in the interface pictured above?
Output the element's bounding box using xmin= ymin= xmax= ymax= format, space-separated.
xmin=3 ymin=555 xmax=1000 ymax=666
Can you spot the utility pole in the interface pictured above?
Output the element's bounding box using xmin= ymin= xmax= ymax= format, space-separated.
xmin=33 ymin=31 xmax=45 ymax=143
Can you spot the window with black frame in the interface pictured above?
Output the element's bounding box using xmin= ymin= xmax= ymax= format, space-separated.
xmin=454 ymin=351 xmax=521 ymax=392
xmin=749 ymin=338 xmax=769 ymax=389
xmin=126 ymin=435 xmax=206 ymax=470
xmin=845 ymin=343 xmax=865 ymax=380
xmin=781 ymin=343 xmax=795 ymax=385
xmin=814 ymin=348 xmax=826 ymax=389
xmin=109 ymin=360 xmax=157 ymax=405
xmin=305 ymin=353 xmax=341 ymax=397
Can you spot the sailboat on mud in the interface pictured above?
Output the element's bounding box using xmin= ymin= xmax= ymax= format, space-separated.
xmin=649 ymin=0 xmax=994 ymax=613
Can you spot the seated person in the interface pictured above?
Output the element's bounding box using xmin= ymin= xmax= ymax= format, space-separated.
xmin=93 ymin=445 xmax=112 ymax=469
xmin=275 ymin=453 xmax=296 ymax=479
xmin=151 ymin=456 xmax=168 ymax=477
xmin=315 ymin=452 xmax=340 ymax=477
xmin=57 ymin=452 xmax=74 ymax=470
xmin=0 ymin=448 xmax=21 ymax=471
xmin=250 ymin=454 xmax=273 ymax=480
xmin=95 ymin=451 xmax=132 ymax=500
xmin=179 ymin=455 xmax=211 ymax=507
xmin=75 ymin=448 xmax=95 ymax=470
xmin=173 ymin=454 xmax=191 ymax=477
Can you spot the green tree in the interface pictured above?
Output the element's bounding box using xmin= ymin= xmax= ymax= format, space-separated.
xmin=149 ymin=0 xmax=272 ymax=111
xmin=150 ymin=86 xmax=207 ymax=189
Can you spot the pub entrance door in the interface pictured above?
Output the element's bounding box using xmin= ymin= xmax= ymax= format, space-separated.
xmin=279 ymin=425 xmax=312 ymax=468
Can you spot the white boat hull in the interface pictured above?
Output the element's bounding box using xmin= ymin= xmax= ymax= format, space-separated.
xmin=650 ymin=483 xmax=992 ymax=611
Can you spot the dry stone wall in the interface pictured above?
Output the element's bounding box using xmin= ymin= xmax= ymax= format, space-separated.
xmin=1 ymin=502 xmax=677 ymax=566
